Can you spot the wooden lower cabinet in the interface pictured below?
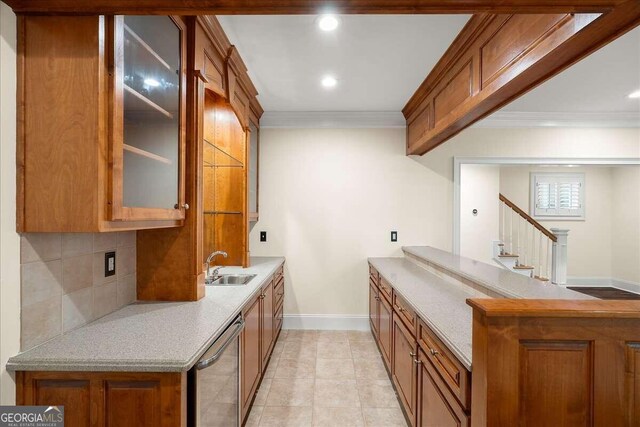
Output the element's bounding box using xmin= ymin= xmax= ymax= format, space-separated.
xmin=417 ymin=350 xmax=470 ymax=427
xmin=241 ymin=266 xmax=285 ymax=422
xmin=392 ymin=314 xmax=418 ymax=426
xmin=378 ymin=294 xmax=393 ymax=369
xmin=16 ymin=371 xmax=186 ymax=427
xmin=241 ymin=293 xmax=262 ymax=420
xmin=261 ymin=279 xmax=275 ymax=367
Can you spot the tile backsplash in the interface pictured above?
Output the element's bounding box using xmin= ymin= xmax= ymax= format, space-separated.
xmin=20 ymin=232 xmax=137 ymax=351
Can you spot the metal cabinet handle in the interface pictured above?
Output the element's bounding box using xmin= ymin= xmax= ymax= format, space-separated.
xmin=430 ymin=348 xmax=439 ymax=357
xmin=277 ymin=292 xmax=284 ymax=297
xmin=196 ymin=318 xmax=244 ymax=370
xmin=174 ymin=203 xmax=189 ymax=210
xmin=409 ymin=351 xmax=416 ymax=358
xmin=413 ymin=358 xmax=421 ymax=365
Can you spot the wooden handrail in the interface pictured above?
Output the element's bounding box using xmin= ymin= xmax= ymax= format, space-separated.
xmin=499 ymin=193 xmax=557 ymax=242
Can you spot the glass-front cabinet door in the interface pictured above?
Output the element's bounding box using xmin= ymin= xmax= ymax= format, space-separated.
xmin=110 ymin=15 xmax=186 ymax=221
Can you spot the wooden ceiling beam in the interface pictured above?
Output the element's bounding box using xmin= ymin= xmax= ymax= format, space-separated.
xmin=403 ymin=0 xmax=640 ymax=156
xmin=1 ymin=0 xmax=625 ymax=15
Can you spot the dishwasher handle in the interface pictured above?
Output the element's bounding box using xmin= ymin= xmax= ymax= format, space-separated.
xmin=196 ymin=318 xmax=245 ymax=370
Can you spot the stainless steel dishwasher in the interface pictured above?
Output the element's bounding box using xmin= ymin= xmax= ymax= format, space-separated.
xmin=188 ymin=315 xmax=244 ymax=427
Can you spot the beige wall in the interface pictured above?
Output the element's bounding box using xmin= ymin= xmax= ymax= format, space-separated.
xmin=460 ymin=164 xmax=500 ymax=264
xmin=252 ymin=127 xmax=640 ymax=318
xmin=499 ymin=166 xmax=617 ymax=279
xmin=611 ymin=167 xmax=640 ymax=283
xmin=0 ymin=2 xmax=19 ymax=405
xmin=414 ymin=127 xmax=640 ymax=252
xmin=249 ymin=128 xmax=440 ymax=317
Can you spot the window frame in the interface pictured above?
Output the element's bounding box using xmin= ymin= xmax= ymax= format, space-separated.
xmin=529 ymin=172 xmax=586 ymax=221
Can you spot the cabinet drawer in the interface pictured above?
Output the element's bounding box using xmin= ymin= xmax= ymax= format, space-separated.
xmin=274 ymin=265 xmax=284 ymax=282
xmin=418 ymin=319 xmax=471 ymax=410
xmin=369 ymin=264 xmax=379 ymax=285
xmin=393 ymin=292 xmax=417 ymax=336
xmin=274 ymin=276 xmax=284 ymax=309
xmin=379 ymin=277 xmax=393 ymax=303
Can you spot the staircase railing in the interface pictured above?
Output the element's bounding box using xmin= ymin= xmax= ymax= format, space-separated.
xmin=498 ymin=193 xmax=567 ymax=284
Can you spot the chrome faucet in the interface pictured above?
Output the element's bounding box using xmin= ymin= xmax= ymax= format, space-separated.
xmin=205 ymin=251 xmax=228 ymax=284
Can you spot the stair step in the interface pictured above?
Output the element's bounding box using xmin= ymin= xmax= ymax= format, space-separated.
xmin=534 ymin=275 xmax=550 ymax=281
xmin=513 ymin=265 xmax=534 ymax=270
xmin=498 ymin=254 xmax=519 ymax=258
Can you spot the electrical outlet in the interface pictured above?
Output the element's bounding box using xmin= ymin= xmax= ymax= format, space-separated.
xmin=391 ymin=231 xmax=398 ymax=242
xmin=105 ymin=251 xmax=116 ymax=277
xmin=260 ymin=231 xmax=267 ymax=242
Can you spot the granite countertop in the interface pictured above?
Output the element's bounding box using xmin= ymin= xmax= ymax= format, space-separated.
xmin=368 ymin=257 xmax=482 ymax=370
xmin=369 ymin=247 xmax=593 ymax=370
xmin=403 ymin=246 xmax=594 ymax=300
xmin=7 ymin=257 xmax=285 ymax=373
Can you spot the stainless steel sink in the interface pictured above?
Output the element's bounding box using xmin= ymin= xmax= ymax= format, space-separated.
xmin=208 ymin=274 xmax=257 ymax=286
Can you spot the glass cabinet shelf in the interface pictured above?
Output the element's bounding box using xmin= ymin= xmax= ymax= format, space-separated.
xmin=203 ymin=139 xmax=244 ymax=168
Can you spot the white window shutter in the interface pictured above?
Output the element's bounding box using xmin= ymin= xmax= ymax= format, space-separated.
xmin=531 ymin=173 xmax=585 ymax=220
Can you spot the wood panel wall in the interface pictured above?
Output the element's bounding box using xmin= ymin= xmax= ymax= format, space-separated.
xmin=468 ymin=299 xmax=640 ymax=426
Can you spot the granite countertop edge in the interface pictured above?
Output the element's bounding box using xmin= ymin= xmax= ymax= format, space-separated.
xmin=7 ymin=257 xmax=285 ymax=373
xmin=402 ymin=246 xmax=521 ymax=298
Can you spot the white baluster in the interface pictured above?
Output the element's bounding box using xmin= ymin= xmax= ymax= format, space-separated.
xmin=499 ymin=201 xmax=504 ymax=247
xmin=538 ymin=232 xmax=543 ymax=279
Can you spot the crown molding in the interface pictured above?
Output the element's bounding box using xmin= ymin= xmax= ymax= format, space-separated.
xmin=474 ymin=111 xmax=640 ymax=128
xmin=259 ymin=111 xmax=640 ymax=129
xmin=260 ymin=111 xmax=406 ymax=129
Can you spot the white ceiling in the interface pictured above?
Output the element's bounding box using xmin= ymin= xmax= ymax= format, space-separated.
xmin=217 ymin=15 xmax=470 ymax=112
xmin=218 ymin=15 xmax=640 ymax=119
xmin=502 ymin=26 xmax=640 ymax=113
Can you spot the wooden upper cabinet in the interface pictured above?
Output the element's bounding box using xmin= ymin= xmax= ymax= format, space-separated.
xmin=17 ymin=15 xmax=187 ymax=232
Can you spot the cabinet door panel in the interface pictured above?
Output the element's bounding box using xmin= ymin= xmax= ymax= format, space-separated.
xmin=261 ymin=280 xmax=274 ymax=366
xmin=379 ymin=294 xmax=393 ymax=370
xmin=392 ymin=315 xmax=417 ymax=426
xmin=369 ymin=282 xmax=379 ymax=338
xmin=34 ymin=379 xmax=91 ymax=426
xmin=105 ymin=380 xmax=161 ymax=426
xmin=418 ymin=351 xmax=469 ymax=427
xmin=241 ymin=295 xmax=262 ymax=418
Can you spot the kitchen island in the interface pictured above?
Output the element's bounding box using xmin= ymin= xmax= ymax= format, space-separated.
xmin=368 ymin=247 xmax=640 ymax=427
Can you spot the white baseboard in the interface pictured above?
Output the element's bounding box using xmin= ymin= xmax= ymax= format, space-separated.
xmin=611 ymin=278 xmax=640 ymax=295
xmin=282 ymin=314 xmax=370 ymax=331
xmin=566 ymin=276 xmax=640 ymax=294
xmin=566 ymin=277 xmax=613 ymax=287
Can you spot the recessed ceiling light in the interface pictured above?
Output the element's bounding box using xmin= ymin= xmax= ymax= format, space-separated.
xmin=321 ymin=76 xmax=337 ymax=88
xmin=629 ymin=90 xmax=640 ymax=99
xmin=318 ymin=15 xmax=339 ymax=32
xmin=144 ymin=78 xmax=161 ymax=87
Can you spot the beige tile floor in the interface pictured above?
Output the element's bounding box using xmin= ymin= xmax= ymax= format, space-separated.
xmin=245 ymin=330 xmax=409 ymax=427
